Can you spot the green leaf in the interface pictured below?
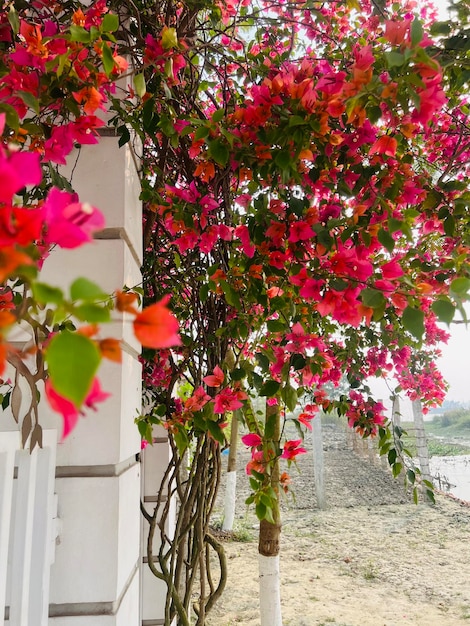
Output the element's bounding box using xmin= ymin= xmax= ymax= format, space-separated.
xmin=194 ymin=126 xmax=210 ymax=140
xmin=450 ymin=276 xmax=470 ymax=296
xmin=361 ymin=288 xmax=386 ymax=309
xmin=69 ymin=25 xmax=91 ymax=43
xmin=431 ymin=299 xmax=455 ymax=325
xmin=101 ymin=42 xmax=115 ymax=76
xmin=8 ymin=5 xmax=19 ymax=35
xmin=392 ymin=461 xmax=403 ymax=478
xmin=74 ymin=303 xmax=111 ymax=323
xmin=282 ymin=384 xmax=298 ymax=412
xmin=174 ymin=427 xmax=190 ymax=455
xmin=274 ymin=150 xmax=291 ymax=170
xmin=411 ymin=18 xmax=423 ymax=47
xmin=17 ymin=91 xmax=40 ymax=115
xmin=211 ymin=109 xmax=225 ymax=123
xmin=378 ymin=228 xmax=395 ymax=253
xmin=255 ymin=501 xmax=267 ymax=520
xmin=118 ymin=125 xmax=131 ymax=148
xmin=70 ymin=278 xmax=108 ymax=302
xmin=208 ymin=139 xmax=229 ymax=166
xmin=288 ymin=115 xmax=307 ymax=127
xmin=267 ymin=319 xmax=285 ymax=332
xmin=0 ymin=102 xmax=20 ymax=131
xmin=259 ymin=380 xmax=281 ymax=397
xmin=134 ymin=73 xmax=146 ymax=98
xmin=207 ymin=420 xmax=226 ymax=445
xmin=46 ymin=331 xmax=101 ymax=407
xmin=385 ymin=51 xmax=405 ymax=67
xmin=32 ymin=282 xmax=64 ymax=305
xmin=101 ymin=13 xmax=119 ymax=33
xmin=231 ymin=368 xmax=246 ymax=381
xmin=402 ymin=306 xmax=425 ymax=339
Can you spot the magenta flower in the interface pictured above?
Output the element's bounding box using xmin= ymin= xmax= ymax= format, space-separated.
xmin=45 ymin=376 xmax=110 ymax=439
xmin=241 ymin=433 xmax=263 ymax=448
xmin=213 ymin=387 xmax=247 ymax=414
xmin=43 ymin=188 xmax=105 ymax=248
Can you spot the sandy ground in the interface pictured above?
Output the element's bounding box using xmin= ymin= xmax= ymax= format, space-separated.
xmin=207 ymin=425 xmax=470 ymax=626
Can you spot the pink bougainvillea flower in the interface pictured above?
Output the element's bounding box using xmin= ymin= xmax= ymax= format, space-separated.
xmin=288 ymin=220 xmax=314 ymax=243
xmin=43 ymin=188 xmax=105 ymax=248
xmin=133 ymin=295 xmax=181 ymax=349
xmin=381 ymin=259 xmax=403 ymax=280
xmin=43 ymin=124 xmax=75 ymax=165
xmin=83 ymin=377 xmax=111 ymax=409
xmin=213 ymin=387 xmax=247 ymax=413
xmin=241 ymin=433 xmax=263 ymax=447
xmin=45 ymin=376 xmax=110 ymax=439
xmin=384 ymin=19 xmax=411 ymax=45
xmin=281 ymin=439 xmax=307 ymax=460
xmin=203 ymin=365 xmax=224 ymax=387
xmin=0 ymin=148 xmax=42 ymax=202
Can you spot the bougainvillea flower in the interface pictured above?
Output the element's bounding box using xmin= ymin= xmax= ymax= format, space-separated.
xmin=281 ymin=439 xmax=307 ymax=460
xmin=384 ymin=19 xmax=411 ymax=45
xmin=203 ymin=365 xmax=224 ymax=387
xmin=369 ymin=135 xmax=397 ymax=157
xmin=241 ymin=433 xmax=263 ymax=447
xmin=298 ymin=412 xmax=315 ymax=430
xmin=0 ymin=149 xmax=42 ymax=202
xmin=0 ymin=205 xmax=44 ymax=247
xmin=133 ymin=295 xmax=181 ymax=349
xmin=184 ymin=386 xmax=211 ymax=411
xmin=83 ymin=377 xmax=111 ymax=409
xmin=43 ymin=188 xmax=105 ymax=248
xmin=213 ymin=387 xmax=247 ymax=413
xmin=46 ymin=377 xmax=110 ymax=439
xmin=0 ymin=247 xmax=34 ymax=283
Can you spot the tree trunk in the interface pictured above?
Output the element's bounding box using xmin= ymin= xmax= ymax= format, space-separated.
xmin=312 ymin=413 xmax=326 ymax=509
xmin=222 ymin=410 xmax=239 ymax=531
xmin=258 ymin=400 xmax=282 ymax=626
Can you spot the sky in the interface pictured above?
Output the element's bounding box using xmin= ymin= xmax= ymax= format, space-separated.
xmin=426 ymin=0 xmax=470 ymax=404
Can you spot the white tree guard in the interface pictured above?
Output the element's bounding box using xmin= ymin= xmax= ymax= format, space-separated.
xmin=222 ymin=470 xmax=237 ymax=531
xmin=259 ymin=553 xmax=282 ymax=626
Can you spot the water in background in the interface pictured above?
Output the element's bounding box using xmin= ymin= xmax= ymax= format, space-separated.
xmin=430 ymin=455 xmax=470 ymax=502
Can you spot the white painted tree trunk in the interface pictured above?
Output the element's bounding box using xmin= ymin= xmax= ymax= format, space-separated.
xmin=259 ymin=554 xmax=282 ymax=626
xmin=412 ymin=399 xmax=432 ymax=485
xmin=222 ymin=470 xmax=237 ymax=531
xmin=312 ymin=414 xmax=326 ymax=509
xmin=222 ymin=410 xmax=239 ymax=531
xmin=392 ymin=395 xmax=401 ymax=427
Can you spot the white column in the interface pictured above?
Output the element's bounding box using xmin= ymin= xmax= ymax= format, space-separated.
xmin=39 ymin=135 xmax=143 ymax=626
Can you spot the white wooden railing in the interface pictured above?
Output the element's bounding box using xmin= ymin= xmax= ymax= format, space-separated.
xmin=0 ymin=430 xmax=58 ymax=626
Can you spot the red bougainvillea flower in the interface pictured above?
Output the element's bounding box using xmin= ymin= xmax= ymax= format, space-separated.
xmin=369 ymin=135 xmax=397 ymax=157
xmin=133 ymin=295 xmax=181 ymax=349
xmin=281 ymin=439 xmax=307 ymax=460
xmin=0 ymin=247 xmax=34 ymax=283
xmin=203 ymin=365 xmax=224 ymax=387
xmin=241 ymin=433 xmax=263 ymax=447
xmin=45 ymin=377 xmax=110 ymax=439
xmin=43 ymin=188 xmax=105 ymax=248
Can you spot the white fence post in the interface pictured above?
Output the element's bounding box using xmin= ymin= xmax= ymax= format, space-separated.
xmin=0 ymin=430 xmax=57 ymax=626
xmin=0 ymin=432 xmax=19 ymax=625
